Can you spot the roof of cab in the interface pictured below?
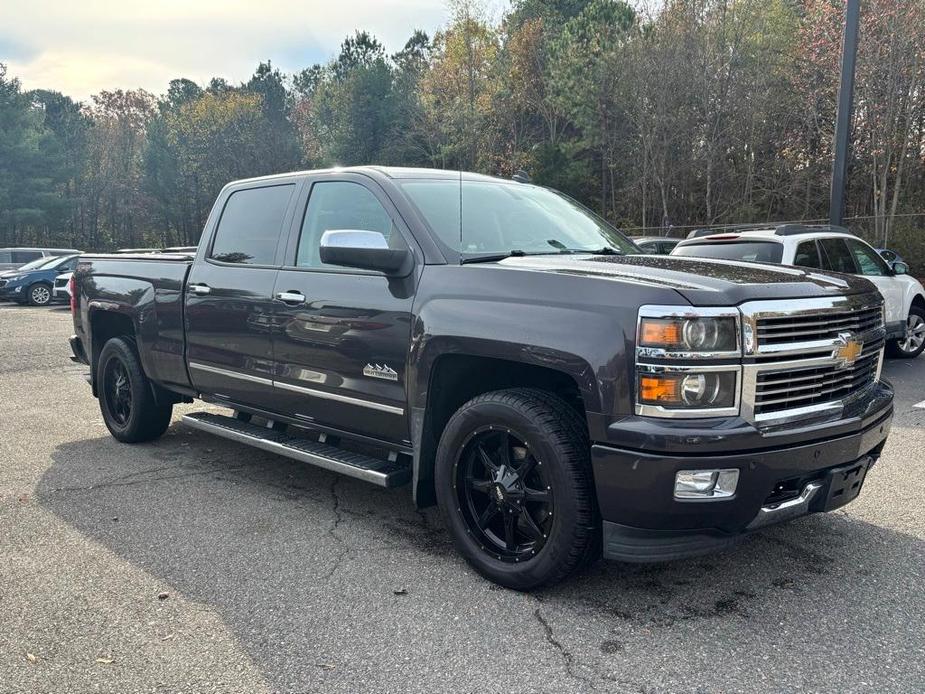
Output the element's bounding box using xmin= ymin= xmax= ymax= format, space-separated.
xmin=223 ymin=166 xmax=510 ymax=188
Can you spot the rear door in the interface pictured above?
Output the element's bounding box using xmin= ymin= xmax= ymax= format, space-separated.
xmin=270 ymin=173 xmax=417 ymax=445
xmin=185 ymin=180 xmax=299 ymax=411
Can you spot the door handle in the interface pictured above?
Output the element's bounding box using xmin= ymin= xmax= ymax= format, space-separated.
xmin=275 ymin=291 xmax=306 ymax=305
xmin=188 ymin=284 xmax=211 ymax=295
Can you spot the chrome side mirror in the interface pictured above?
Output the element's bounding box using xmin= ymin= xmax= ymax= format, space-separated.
xmin=319 ymin=230 xmax=412 ymax=276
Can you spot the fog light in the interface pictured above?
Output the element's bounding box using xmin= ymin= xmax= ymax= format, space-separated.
xmin=674 ymin=469 xmax=739 ymax=500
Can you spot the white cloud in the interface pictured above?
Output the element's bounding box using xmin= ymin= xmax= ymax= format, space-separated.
xmin=0 ymin=0 xmax=500 ymax=101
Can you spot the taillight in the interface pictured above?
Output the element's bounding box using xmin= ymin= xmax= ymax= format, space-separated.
xmin=69 ymin=275 xmax=76 ymax=314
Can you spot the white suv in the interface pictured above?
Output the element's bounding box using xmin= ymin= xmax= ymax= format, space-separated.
xmin=671 ymin=225 xmax=925 ymax=358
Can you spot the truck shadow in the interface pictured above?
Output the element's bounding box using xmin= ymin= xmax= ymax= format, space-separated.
xmin=39 ymin=423 xmax=925 ymax=689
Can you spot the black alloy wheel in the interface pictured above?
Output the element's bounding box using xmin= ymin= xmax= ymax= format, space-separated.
xmin=97 ymin=337 xmax=173 ymax=443
xmin=455 ymin=426 xmax=555 ymax=563
xmin=435 ymin=388 xmax=599 ymax=590
xmin=103 ymin=357 xmax=133 ymax=427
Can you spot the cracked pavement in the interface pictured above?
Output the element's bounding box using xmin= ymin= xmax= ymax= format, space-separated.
xmin=1 ymin=304 xmax=924 ymax=693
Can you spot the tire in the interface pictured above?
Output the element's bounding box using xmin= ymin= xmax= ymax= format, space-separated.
xmin=27 ymin=283 xmax=52 ymax=306
xmin=97 ymin=337 xmax=173 ymax=442
xmin=435 ymin=388 xmax=599 ymax=590
xmin=887 ymin=305 xmax=925 ymax=359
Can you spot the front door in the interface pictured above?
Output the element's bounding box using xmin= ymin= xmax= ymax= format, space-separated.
xmin=186 ymin=181 xmax=298 ymax=410
xmin=843 ymin=238 xmax=905 ymax=326
xmin=271 ymin=175 xmax=416 ymax=445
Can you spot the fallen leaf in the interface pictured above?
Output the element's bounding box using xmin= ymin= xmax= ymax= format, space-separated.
xmin=157 ymin=592 xmax=169 ymax=600
xmin=26 ymin=653 xmax=37 ymax=663
xmin=316 ymin=662 xmax=336 ymax=670
xmin=96 ymin=657 xmax=114 ymax=665
xmin=393 ymin=588 xmax=408 ymax=595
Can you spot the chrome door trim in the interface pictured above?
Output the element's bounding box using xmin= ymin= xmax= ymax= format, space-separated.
xmin=190 ymin=361 xmax=404 ymax=415
xmin=273 ymin=379 xmax=404 ymax=416
xmin=189 ymin=361 xmax=274 ymax=386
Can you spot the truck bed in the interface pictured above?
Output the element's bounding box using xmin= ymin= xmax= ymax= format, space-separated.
xmin=75 ymin=253 xmax=194 ymax=393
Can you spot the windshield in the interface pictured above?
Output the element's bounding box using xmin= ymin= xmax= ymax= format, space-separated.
xmin=398 ymin=179 xmax=638 ymax=257
xmin=672 ymin=241 xmax=783 ymax=264
xmin=15 ymin=256 xmax=61 ymax=271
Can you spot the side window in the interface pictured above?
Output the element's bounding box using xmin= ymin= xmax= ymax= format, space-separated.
xmin=819 ymin=238 xmax=858 ymax=274
xmin=0 ymin=251 xmax=10 ymax=263
xmin=210 ymin=184 xmax=295 ymax=265
xmin=13 ymin=250 xmax=42 ymax=263
xmin=793 ymin=241 xmax=822 ymax=269
xmin=58 ymin=257 xmax=79 ymax=272
xmin=296 ymin=181 xmax=399 ymax=269
xmin=846 ymin=239 xmax=888 ymax=276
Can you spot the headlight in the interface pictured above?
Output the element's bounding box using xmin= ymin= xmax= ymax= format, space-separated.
xmin=639 ymin=315 xmax=738 ymax=354
xmin=637 ymin=368 xmax=738 ymax=412
xmin=6 ymin=275 xmax=23 ymax=282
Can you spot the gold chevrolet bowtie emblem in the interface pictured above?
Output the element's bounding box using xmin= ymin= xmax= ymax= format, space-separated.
xmin=832 ymin=333 xmax=863 ymax=368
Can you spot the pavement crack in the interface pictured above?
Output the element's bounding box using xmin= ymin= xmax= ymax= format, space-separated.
xmin=322 ymin=476 xmax=351 ymax=580
xmin=42 ymin=464 xmax=249 ymax=494
xmin=534 ymin=608 xmax=598 ymax=691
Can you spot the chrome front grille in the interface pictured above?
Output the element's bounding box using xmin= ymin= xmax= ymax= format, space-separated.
xmin=753 ymin=336 xmax=884 ymax=414
xmin=740 ymin=294 xmax=885 ymax=424
xmin=755 ymin=305 xmax=883 ymax=346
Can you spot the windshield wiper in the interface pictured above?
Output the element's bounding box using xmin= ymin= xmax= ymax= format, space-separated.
xmin=545 ymin=239 xmax=622 ymax=256
xmin=460 ymin=250 xmax=528 ymax=265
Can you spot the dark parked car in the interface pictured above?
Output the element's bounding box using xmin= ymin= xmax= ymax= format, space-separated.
xmin=69 ymin=167 xmax=893 ymax=589
xmin=0 ymin=254 xmax=80 ymax=305
xmin=630 ymin=236 xmax=680 ymax=255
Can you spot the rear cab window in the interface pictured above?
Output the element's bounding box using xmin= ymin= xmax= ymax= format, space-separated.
xmin=210 ymin=184 xmax=295 ymax=265
xmin=672 ymin=240 xmax=783 ymax=263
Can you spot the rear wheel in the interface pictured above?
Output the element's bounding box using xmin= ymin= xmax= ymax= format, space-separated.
xmin=435 ymin=388 xmax=598 ymax=590
xmin=27 ymin=283 xmax=52 ymax=306
xmin=887 ymin=305 xmax=925 ymax=359
xmin=97 ymin=337 xmax=173 ymax=442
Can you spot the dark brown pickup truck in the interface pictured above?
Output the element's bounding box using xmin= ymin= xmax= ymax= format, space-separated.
xmin=69 ymin=167 xmax=893 ymax=589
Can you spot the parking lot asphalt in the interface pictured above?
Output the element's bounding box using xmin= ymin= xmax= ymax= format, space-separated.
xmin=1 ymin=303 xmax=923 ymax=694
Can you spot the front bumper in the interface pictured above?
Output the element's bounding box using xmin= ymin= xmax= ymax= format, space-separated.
xmin=0 ymin=284 xmax=24 ymax=300
xmin=594 ymin=385 xmax=893 ymax=563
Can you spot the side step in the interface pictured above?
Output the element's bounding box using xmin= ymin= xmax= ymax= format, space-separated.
xmin=181 ymin=412 xmax=410 ymax=487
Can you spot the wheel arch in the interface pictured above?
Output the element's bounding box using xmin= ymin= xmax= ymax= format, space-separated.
xmin=88 ymin=309 xmax=138 ymax=397
xmin=410 ymin=348 xmax=596 ymax=508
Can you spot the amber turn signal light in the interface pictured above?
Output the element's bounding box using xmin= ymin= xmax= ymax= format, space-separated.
xmin=639 ymin=319 xmax=682 ymax=348
xmin=639 ymin=374 xmax=682 ymax=404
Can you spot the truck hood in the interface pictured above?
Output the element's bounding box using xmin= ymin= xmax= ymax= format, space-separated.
xmin=495 ymin=254 xmax=876 ymax=306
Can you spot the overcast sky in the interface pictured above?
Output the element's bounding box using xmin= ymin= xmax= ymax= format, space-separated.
xmin=0 ymin=0 xmax=508 ymax=102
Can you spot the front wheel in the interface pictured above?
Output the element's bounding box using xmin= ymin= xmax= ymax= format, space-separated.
xmin=97 ymin=337 xmax=173 ymax=442
xmin=27 ymin=283 xmax=52 ymax=306
xmin=435 ymin=388 xmax=599 ymax=590
xmin=887 ymin=305 xmax=925 ymax=359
